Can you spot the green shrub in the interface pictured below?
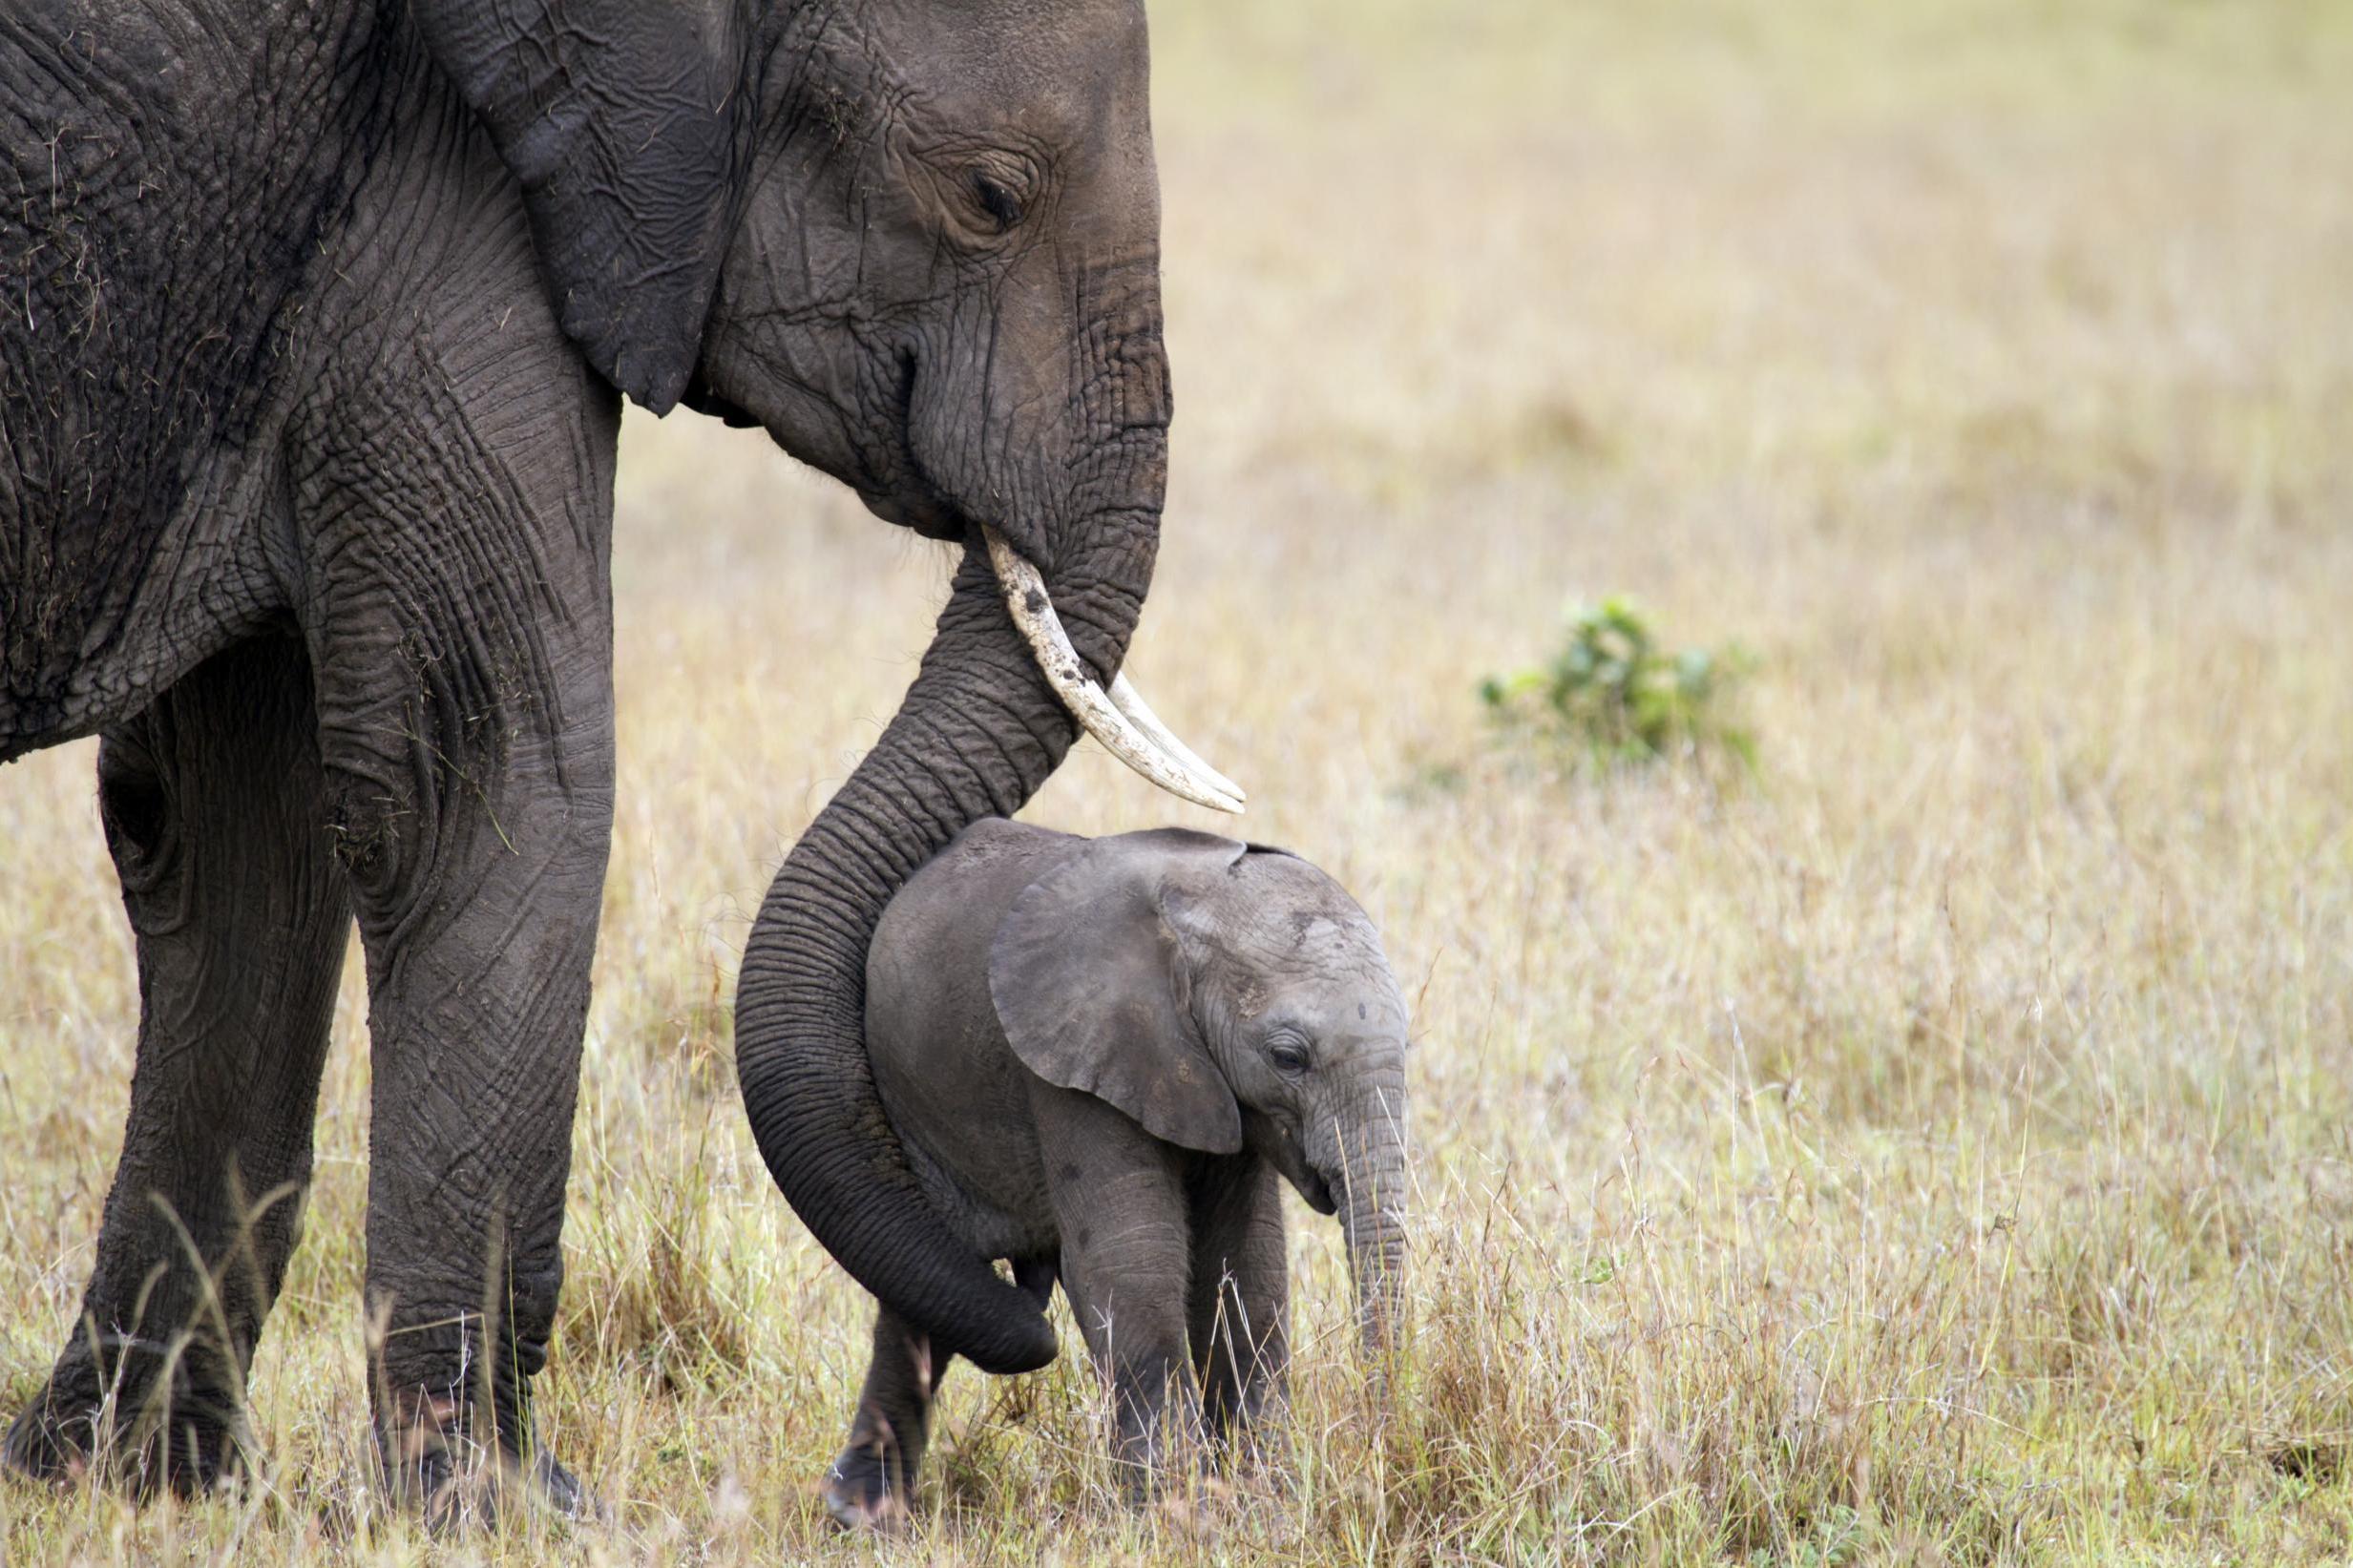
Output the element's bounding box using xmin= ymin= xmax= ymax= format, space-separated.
xmin=1479 ymin=596 xmax=1755 ymax=768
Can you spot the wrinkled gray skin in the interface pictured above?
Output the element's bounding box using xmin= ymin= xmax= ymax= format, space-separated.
xmin=1 ymin=0 xmax=1171 ymax=1511
xmin=824 ymin=819 xmax=1412 ymax=1527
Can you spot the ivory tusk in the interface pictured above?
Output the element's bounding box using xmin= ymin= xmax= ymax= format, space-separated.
xmin=1108 ymin=672 xmax=1246 ymax=804
xmin=981 ymin=527 xmax=1246 ymax=814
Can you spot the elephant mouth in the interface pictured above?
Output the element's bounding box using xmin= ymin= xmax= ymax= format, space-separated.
xmin=1296 ymin=1165 xmax=1340 ymax=1217
xmin=854 ymin=481 xmax=964 ymax=542
xmin=676 ymin=360 xmax=965 ymax=540
xmin=857 ymin=350 xmax=970 ymax=542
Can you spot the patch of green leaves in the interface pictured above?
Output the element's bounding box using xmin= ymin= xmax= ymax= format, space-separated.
xmin=1480 ymin=596 xmax=1755 ymax=769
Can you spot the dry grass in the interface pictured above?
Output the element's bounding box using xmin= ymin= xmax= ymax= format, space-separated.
xmin=7 ymin=0 xmax=2353 ymax=1560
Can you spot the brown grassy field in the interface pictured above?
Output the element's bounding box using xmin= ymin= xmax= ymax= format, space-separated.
xmin=7 ymin=1 xmax=2353 ymax=1560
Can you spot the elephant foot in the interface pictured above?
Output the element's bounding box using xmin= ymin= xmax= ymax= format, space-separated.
xmin=3 ymin=1346 xmax=250 ymax=1496
xmin=379 ymin=1393 xmax=596 ymax=1532
xmin=2 ymin=1395 xmax=97 ymax=1488
xmin=821 ymin=1437 xmax=912 ymax=1534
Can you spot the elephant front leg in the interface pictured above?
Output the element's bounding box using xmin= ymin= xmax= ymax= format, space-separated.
xmin=3 ymin=638 xmax=351 ymax=1495
xmin=1034 ymin=1085 xmax=1200 ymax=1503
xmin=290 ymin=315 xmax=621 ymax=1523
xmin=1187 ymin=1159 xmax=1291 ymax=1458
xmin=305 ymin=583 xmax=614 ymax=1526
xmin=338 ymin=718 xmax=611 ymax=1524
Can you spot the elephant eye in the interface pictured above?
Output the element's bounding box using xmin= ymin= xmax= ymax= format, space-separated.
xmin=970 ymin=171 xmax=1024 ymax=232
xmin=1268 ymin=1038 xmax=1313 ymax=1077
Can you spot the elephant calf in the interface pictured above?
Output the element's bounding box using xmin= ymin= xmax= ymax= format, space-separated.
xmin=823 ymin=819 xmax=1412 ymax=1528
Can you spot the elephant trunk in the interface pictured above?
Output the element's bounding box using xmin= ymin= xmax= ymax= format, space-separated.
xmin=1333 ymin=1072 xmax=1411 ymax=1365
xmin=732 ymin=516 xmax=1158 ymax=1375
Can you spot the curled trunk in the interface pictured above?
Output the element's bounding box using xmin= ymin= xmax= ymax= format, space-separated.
xmin=733 ymin=528 xmax=1154 ymax=1374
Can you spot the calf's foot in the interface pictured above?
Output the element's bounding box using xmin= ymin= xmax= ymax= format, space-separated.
xmin=822 ymin=1420 xmax=913 ymax=1534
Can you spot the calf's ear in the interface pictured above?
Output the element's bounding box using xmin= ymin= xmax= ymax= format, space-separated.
xmin=989 ymin=830 xmax=1248 ymax=1156
xmin=410 ymin=0 xmax=755 ymax=413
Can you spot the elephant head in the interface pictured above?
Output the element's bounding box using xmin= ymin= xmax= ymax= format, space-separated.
xmin=991 ymin=832 xmax=1413 ymax=1363
xmin=410 ymin=0 xmax=1238 ymax=1372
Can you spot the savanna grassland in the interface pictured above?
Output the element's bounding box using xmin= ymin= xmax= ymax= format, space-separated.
xmin=6 ymin=1 xmax=2353 ymax=1561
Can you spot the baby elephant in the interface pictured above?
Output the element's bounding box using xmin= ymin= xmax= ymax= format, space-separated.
xmin=825 ymin=819 xmax=1412 ymax=1528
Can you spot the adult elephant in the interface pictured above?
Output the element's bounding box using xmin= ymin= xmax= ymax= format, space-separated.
xmin=0 ymin=0 xmax=1236 ymax=1510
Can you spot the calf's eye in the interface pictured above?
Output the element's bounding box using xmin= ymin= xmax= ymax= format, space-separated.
xmin=1269 ymin=1041 xmax=1312 ymax=1076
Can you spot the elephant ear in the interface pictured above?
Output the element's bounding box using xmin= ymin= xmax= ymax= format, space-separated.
xmin=989 ymin=830 xmax=1248 ymax=1156
xmin=410 ymin=0 xmax=753 ymax=414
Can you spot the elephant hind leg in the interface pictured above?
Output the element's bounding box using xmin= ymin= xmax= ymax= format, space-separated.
xmin=3 ymin=635 xmax=351 ymax=1495
xmin=824 ymin=1305 xmax=950 ymax=1533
